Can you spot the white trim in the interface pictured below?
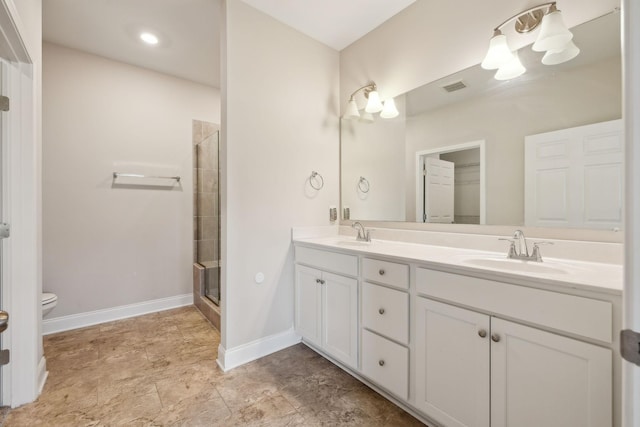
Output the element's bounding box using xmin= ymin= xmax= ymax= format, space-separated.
xmin=216 ymin=327 xmax=301 ymax=372
xmin=42 ymin=294 xmax=192 ymax=335
xmin=415 ymin=140 xmax=486 ymax=225
xmin=623 ymin=1 xmax=640 ymax=426
xmin=36 ymin=356 xmax=46 ymax=394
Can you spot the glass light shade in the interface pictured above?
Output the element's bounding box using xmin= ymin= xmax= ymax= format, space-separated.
xmin=481 ymin=32 xmax=515 ymax=70
xmin=344 ymin=99 xmax=360 ymax=119
xmin=494 ymin=51 xmax=526 ymax=80
xmin=380 ymin=98 xmax=399 ymax=119
xmin=542 ymin=40 xmax=580 ymax=65
xmin=365 ymin=90 xmax=384 ymax=113
xmin=532 ymin=10 xmax=573 ymax=52
xmin=359 ymin=111 xmax=375 ymax=123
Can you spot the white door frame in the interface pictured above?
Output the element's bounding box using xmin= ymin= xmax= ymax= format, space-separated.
xmin=415 ymin=140 xmax=486 ymax=224
xmin=0 ymin=0 xmax=42 ymax=408
xmin=623 ymin=1 xmax=640 ymax=426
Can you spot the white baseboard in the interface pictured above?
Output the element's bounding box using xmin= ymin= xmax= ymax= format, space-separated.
xmin=217 ymin=327 xmax=301 ymax=371
xmin=37 ymin=356 xmax=48 ymax=395
xmin=43 ymin=294 xmax=193 ymax=335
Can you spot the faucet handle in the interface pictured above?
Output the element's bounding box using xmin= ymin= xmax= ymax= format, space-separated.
xmin=498 ymin=238 xmax=517 ymax=258
xmin=531 ymin=241 xmax=553 ymax=262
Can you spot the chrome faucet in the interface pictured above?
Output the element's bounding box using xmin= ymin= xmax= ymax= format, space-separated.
xmin=352 ymin=221 xmax=371 ymax=242
xmin=513 ymin=229 xmax=529 ymax=258
xmin=500 ymin=230 xmax=552 ymax=262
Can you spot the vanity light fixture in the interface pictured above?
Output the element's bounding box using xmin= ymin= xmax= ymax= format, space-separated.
xmin=380 ymin=98 xmax=399 ymax=119
xmin=344 ymin=81 xmax=399 ymax=120
xmin=494 ymin=51 xmax=527 ymax=80
xmin=481 ymin=2 xmax=578 ymax=80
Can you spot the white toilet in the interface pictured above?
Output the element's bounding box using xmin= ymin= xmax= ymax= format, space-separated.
xmin=42 ymin=293 xmax=58 ymax=318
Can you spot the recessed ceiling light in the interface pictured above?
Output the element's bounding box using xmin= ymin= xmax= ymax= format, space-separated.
xmin=140 ymin=32 xmax=159 ymax=45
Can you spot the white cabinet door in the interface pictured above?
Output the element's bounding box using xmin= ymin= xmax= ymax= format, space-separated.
xmin=415 ymin=298 xmax=490 ymax=427
xmin=491 ymin=318 xmax=612 ymax=427
xmin=323 ymin=271 xmax=358 ymax=369
xmin=295 ymin=265 xmax=321 ymax=347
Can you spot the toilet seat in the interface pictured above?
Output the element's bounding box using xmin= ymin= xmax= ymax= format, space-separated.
xmin=42 ymin=293 xmax=57 ymax=305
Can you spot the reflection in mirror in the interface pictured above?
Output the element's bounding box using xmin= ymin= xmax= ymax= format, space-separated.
xmin=340 ymin=12 xmax=621 ymax=229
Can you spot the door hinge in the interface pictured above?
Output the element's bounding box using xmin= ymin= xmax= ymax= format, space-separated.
xmin=0 ymin=223 xmax=9 ymax=239
xmin=621 ymin=329 xmax=640 ymax=366
xmin=0 ymin=95 xmax=9 ymax=112
xmin=0 ymin=349 xmax=9 ymax=366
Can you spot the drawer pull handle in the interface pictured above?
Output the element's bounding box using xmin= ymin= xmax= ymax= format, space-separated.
xmin=491 ymin=333 xmax=501 ymax=343
xmin=478 ymin=329 xmax=487 ymax=338
xmin=378 ymin=359 xmax=385 ymax=366
xmin=378 ymin=269 xmax=385 ymax=276
xmin=378 ymin=308 xmax=385 ymax=315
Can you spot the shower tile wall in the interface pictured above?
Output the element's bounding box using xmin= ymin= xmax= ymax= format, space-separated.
xmin=193 ymin=120 xmax=219 ymax=266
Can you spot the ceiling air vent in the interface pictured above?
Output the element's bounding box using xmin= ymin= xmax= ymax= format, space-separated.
xmin=442 ymin=81 xmax=467 ymax=93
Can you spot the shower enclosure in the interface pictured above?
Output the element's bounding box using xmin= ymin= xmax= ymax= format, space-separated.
xmin=194 ymin=122 xmax=220 ymax=307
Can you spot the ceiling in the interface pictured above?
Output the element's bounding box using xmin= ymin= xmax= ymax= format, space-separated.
xmin=43 ymin=0 xmax=416 ymax=89
xmin=43 ymin=0 xmax=222 ymax=87
xmin=241 ymin=0 xmax=415 ymax=50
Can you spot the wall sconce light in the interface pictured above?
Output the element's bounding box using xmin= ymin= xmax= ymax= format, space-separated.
xmin=481 ymin=2 xmax=579 ymax=80
xmin=344 ymin=81 xmax=399 ymax=120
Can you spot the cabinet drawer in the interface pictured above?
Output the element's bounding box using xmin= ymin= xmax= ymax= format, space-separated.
xmin=416 ymin=268 xmax=613 ymax=343
xmin=295 ymin=246 xmax=358 ymax=277
xmin=362 ymin=282 xmax=409 ymax=344
xmin=363 ymin=258 xmax=409 ymax=290
xmin=361 ymin=329 xmax=408 ymax=400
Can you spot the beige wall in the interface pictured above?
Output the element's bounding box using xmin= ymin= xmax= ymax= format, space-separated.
xmin=42 ymin=42 xmax=220 ymax=317
xmin=222 ymin=1 xmax=339 ymax=351
xmin=340 ymin=0 xmax=618 ymax=113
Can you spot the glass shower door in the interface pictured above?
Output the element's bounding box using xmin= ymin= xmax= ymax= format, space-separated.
xmin=195 ymin=129 xmax=220 ymax=305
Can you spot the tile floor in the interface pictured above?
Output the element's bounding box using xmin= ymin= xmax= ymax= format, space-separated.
xmin=4 ymin=306 xmax=426 ymax=426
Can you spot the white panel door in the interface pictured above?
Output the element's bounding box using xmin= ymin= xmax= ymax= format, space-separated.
xmin=491 ymin=318 xmax=612 ymax=427
xmin=525 ymin=119 xmax=623 ymax=229
xmin=295 ymin=265 xmax=321 ymax=347
xmin=322 ymin=271 xmax=358 ymax=369
xmin=415 ymin=298 xmax=490 ymax=427
xmin=425 ymin=157 xmax=454 ymax=223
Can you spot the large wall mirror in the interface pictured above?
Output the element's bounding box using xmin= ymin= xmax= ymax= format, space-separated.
xmin=341 ymin=12 xmax=621 ymax=230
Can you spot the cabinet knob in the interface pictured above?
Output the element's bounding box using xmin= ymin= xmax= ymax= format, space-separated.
xmin=491 ymin=333 xmax=501 ymax=343
xmin=378 ymin=359 xmax=385 ymax=366
xmin=378 ymin=308 xmax=385 ymax=315
xmin=315 ymin=279 xmax=321 ymax=284
xmin=378 ymin=269 xmax=385 ymax=276
xmin=478 ymin=329 xmax=487 ymax=338
xmin=319 ymin=279 xmax=326 ymax=285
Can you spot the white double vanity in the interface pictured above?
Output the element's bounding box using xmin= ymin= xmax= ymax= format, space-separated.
xmin=293 ymin=228 xmax=622 ymax=427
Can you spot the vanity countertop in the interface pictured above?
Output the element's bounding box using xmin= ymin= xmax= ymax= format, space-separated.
xmin=293 ymin=235 xmax=623 ymax=296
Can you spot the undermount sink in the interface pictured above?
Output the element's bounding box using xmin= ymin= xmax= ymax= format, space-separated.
xmin=460 ymin=256 xmax=569 ymax=275
xmin=336 ymin=240 xmax=372 ymax=247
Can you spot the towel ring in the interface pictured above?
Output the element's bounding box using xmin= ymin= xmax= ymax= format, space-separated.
xmin=358 ymin=176 xmax=370 ymax=193
xmin=310 ymin=171 xmax=324 ymax=190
